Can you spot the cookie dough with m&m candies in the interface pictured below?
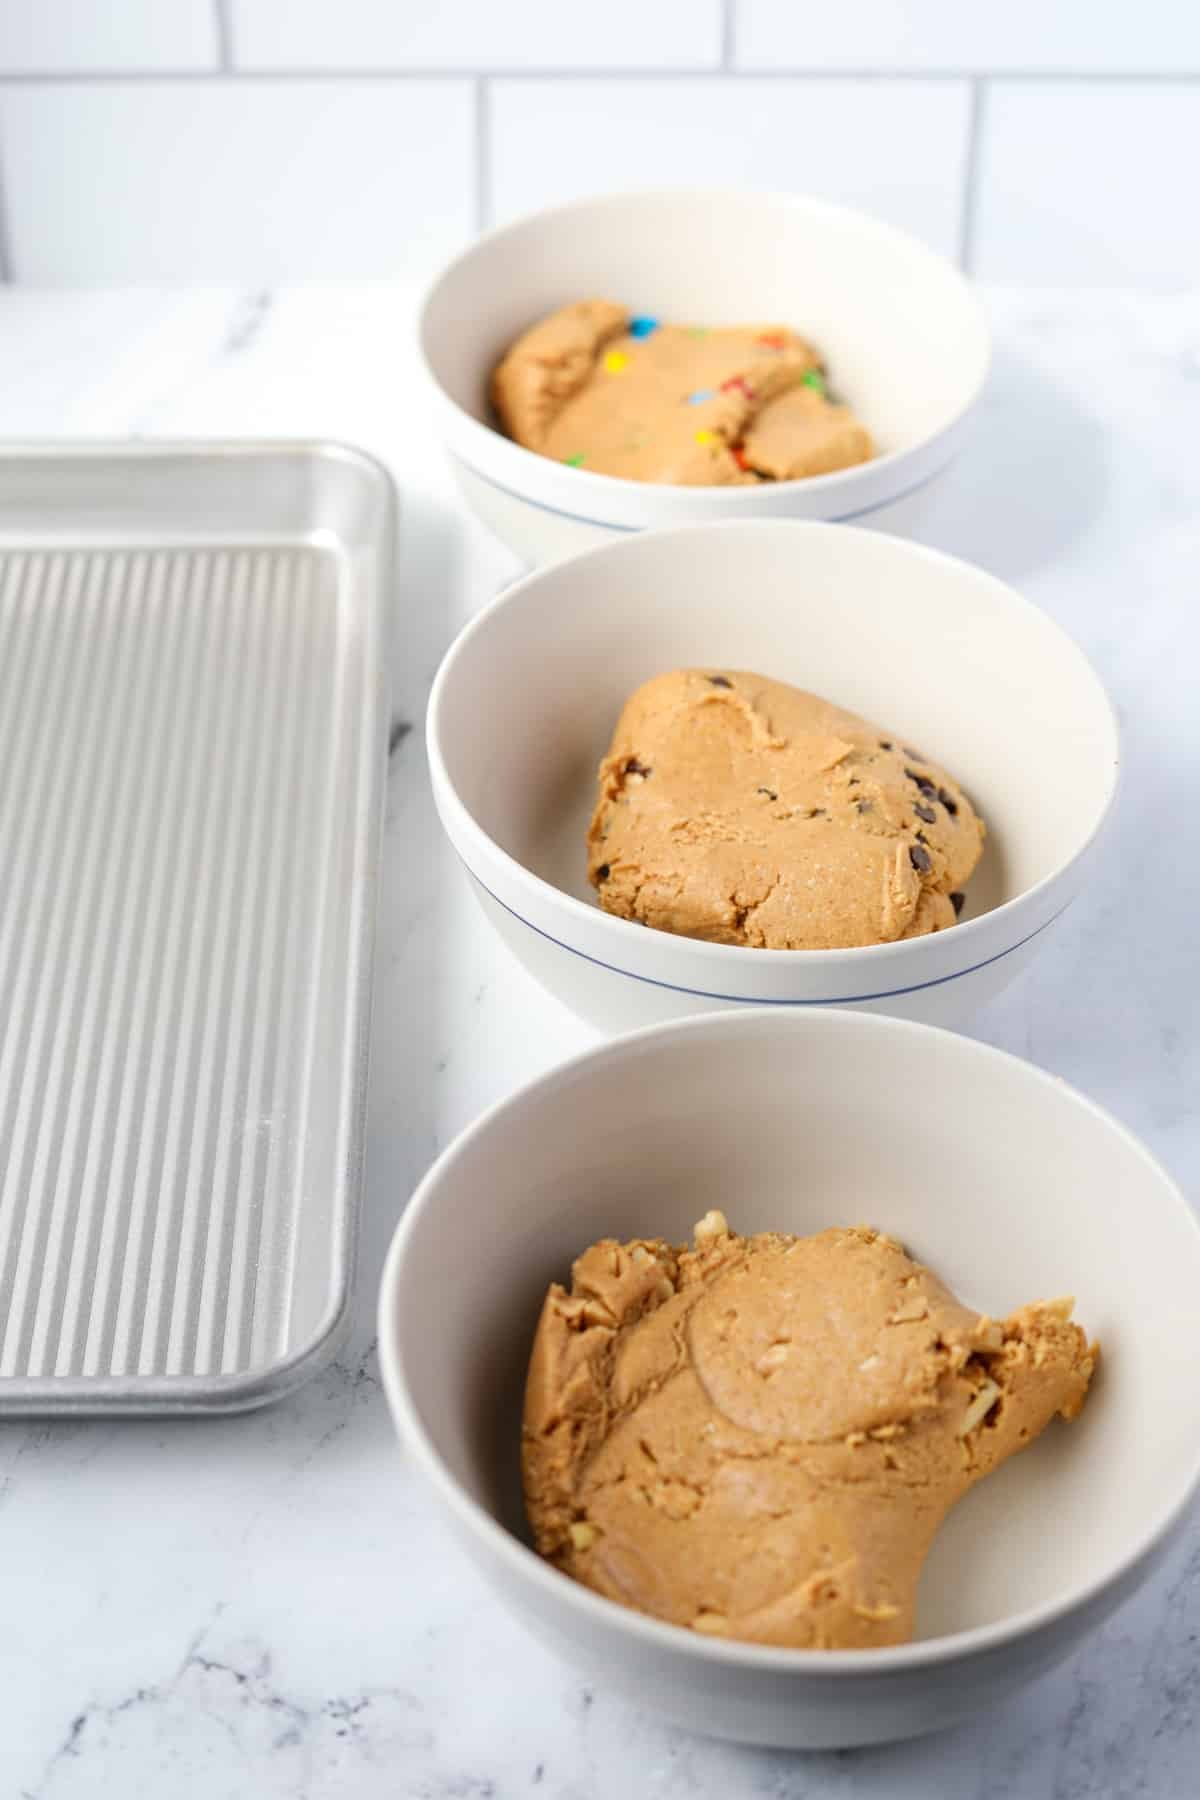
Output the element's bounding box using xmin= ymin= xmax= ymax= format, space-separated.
xmin=490 ymin=300 xmax=874 ymax=487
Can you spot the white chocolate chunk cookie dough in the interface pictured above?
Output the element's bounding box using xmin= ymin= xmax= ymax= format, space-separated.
xmin=491 ymin=301 xmax=873 ymax=485
xmin=523 ymin=1216 xmax=1096 ymax=1650
xmin=587 ymin=669 xmax=985 ymax=950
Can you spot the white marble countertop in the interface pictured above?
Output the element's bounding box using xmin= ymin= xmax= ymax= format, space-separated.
xmin=0 ymin=283 xmax=1197 ymax=1798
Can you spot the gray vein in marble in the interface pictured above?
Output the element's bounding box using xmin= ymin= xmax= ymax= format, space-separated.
xmin=231 ymin=1336 xmax=383 ymax=1549
xmin=24 ymin=1620 xmax=432 ymax=1800
xmin=222 ymin=289 xmax=274 ymax=356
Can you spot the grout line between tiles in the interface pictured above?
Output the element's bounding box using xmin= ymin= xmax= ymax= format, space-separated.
xmin=214 ymin=0 xmax=233 ymax=73
xmin=959 ymin=77 xmax=986 ymax=275
xmin=0 ymin=141 xmax=15 ymax=282
xmin=0 ymin=68 xmax=1196 ymax=84
xmin=474 ymin=77 xmax=490 ymax=234
xmin=721 ymin=0 xmax=735 ymax=70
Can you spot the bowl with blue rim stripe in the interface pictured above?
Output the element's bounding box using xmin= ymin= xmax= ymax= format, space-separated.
xmin=427 ymin=519 xmax=1117 ymax=1035
xmin=418 ymin=188 xmax=991 ymax=567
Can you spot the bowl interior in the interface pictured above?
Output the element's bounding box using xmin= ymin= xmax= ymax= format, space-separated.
xmin=421 ymin=190 xmax=989 ymax=465
xmin=434 ymin=523 xmax=1116 ymax=940
xmin=386 ymin=1012 xmax=1200 ymax=1646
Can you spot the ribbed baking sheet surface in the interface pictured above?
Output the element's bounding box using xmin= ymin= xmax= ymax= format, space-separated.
xmin=0 ymin=446 xmax=390 ymax=1411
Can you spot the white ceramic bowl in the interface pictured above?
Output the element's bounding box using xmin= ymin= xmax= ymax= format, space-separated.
xmin=379 ymin=1009 xmax=1200 ymax=1750
xmin=428 ymin=520 xmax=1117 ymax=1034
xmin=419 ymin=188 xmax=991 ymax=566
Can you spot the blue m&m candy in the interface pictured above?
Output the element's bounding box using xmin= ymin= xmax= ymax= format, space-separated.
xmin=629 ymin=315 xmax=659 ymax=339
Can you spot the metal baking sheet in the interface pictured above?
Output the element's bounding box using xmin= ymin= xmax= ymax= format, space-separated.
xmin=0 ymin=442 xmax=393 ymax=1413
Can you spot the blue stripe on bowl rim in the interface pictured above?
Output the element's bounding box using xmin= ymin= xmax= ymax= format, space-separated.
xmin=451 ymin=453 xmax=947 ymax=536
xmin=463 ymin=862 xmax=1070 ymax=1006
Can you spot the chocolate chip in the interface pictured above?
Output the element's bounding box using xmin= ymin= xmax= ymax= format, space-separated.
xmin=595 ymin=863 xmax=610 ymax=882
xmin=708 ymin=675 xmax=733 ymax=688
xmin=855 ymin=799 xmax=873 ymax=814
xmin=913 ymin=802 xmax=936 ymax=824
xmin=625 ymin=758 xmax=652 ymax=778
xmin=938 ymin=787 xmax=959 ymax=816
xmin=847 ymin=776 xmax=859 ymax=786
xmin=903 ymin=746 xmax=924 ymax=761
xmin=757 ymin=786 xmax=778 ymax=801
xmin=905 ymin=768 xmax=936 ymax=795
xmin=878 ymin=740 xmax=893 ymax=751
xmin=950 ymin=891 xmax=965 ymax=916
xmin=910 ymin=844 xmax=932 ymax=874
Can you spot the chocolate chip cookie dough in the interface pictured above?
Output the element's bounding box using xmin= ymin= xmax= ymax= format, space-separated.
xmin=490 ymin=301 xmax=873 ymax=485
xmin=587 ymin=669 xmax=985 ymax=950
xmin=523 ymin=1215 xmax=1096 ymax=1650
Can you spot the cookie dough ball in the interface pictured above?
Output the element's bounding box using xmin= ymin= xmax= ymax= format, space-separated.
xmin=490 ymin=300 xmax=630 ymax=454
xmin=490 ymin=301 xmax=873 ymax=487
xmin=742 ymin=383 xmax=874 ymax=480
xmin=523 ymin=1216 xmax=1096 ymax=1650
xmin=587 ymin=669 xmax=985 ymax=950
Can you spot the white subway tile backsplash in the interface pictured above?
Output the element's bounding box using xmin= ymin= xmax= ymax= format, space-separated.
xmin=490 ymin=77 xmax=970 ymax=258
xmin=0 ymin=9 xmax=1193 ymax=286
xmin=973 ymin=84 xmax=1200 ymax=284
xmin=232 ymin=0 xmax=723 ymax=70
xmin=0 ymin=0 xmax=217 ymax=73
xmin=735 ymin=0 xmax=1200 ymax=73
xmin=0 ymin=79 xmax=474 ymax=282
